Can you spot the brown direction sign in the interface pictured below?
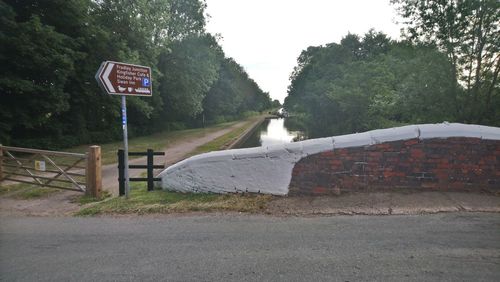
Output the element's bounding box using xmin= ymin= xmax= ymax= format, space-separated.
xmin=95 ymin=61 xmax=152 ymax=96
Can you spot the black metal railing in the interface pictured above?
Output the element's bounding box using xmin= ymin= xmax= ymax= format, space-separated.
xmin=117 ymin=149 xmax=165 ymax=196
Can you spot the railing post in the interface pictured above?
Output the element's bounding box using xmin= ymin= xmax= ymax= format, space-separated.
xmin=0 ymin=144 xmax=3 ymax=181
xmin=118 ymin=149 xmax=125 ymax=196
xmin=86 ymin=145 xmax=102 ymax=198
xmin=147 ymin=149 xmax=154 ymax=191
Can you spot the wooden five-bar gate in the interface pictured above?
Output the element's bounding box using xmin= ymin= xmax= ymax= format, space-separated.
xmin=0 ymin=145 xmax=101 ymax=197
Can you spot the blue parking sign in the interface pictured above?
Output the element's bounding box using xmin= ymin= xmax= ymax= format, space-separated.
xmin=142 ymin=77 xmax=150 ymax=87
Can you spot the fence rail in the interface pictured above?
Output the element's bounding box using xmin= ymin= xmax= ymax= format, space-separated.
xmin=0 ymin=145 xmax=87 ymax=157
xmin=118 ymin=149 xmax=165 ymax=196
xmin=0 ymin=145 xmax=101 ymax=197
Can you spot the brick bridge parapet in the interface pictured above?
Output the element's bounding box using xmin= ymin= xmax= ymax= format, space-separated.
xmin=158 ymin=123 xmax=500 ymax=195
xmin=289 ymin=137 xmax=500 ymax=195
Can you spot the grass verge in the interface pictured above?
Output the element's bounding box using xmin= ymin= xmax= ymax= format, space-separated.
xmin=76 ymin=181 xmax=272 ymax=216
xmin=188 ymin=116 xmax=261 ymax=156
xmin=73 ymin=114 xmax=268 ymax=216
xmin=75 ymin=190 xmax=112 ymax=205
xmin=0 ymin=183 xmax=60 ymax=199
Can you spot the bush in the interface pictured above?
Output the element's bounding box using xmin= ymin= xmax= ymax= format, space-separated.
xmin=240 ymin=111 xmax=259 ymax=119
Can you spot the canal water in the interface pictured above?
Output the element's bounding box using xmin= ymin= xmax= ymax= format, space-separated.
xmin=238 ymin=118 xmax=305 ymax=148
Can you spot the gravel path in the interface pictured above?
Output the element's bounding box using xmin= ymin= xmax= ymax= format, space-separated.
xmin=101 ymin=119 xmax=252 ymax=195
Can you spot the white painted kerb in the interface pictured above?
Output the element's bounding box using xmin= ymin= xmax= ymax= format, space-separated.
xmin=157 ymin=123 xmax=500 ymax=195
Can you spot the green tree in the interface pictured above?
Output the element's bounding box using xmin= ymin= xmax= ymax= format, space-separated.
xmin=271 ymin=99 xmax=281 ymax=109
xmin=158 ymin=34 xmax=221 ymax=121
xmin=0 ymin=0 xmax=270 ymax=148
xmin=0 ymin=1 xmax=81 ymax=146
xmin=285 ymin=31 xmax=457 ymax=137
xmin=203 ymin=58 xmax=245 ymax=122
xmin=392 ymin=0 xmax=500 ymax=124
xmin=202 ymin=57 xmax=271 ymax=123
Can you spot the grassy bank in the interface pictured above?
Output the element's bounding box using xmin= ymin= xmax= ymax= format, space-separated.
xmin=0 ymin=183 xmax=60 ymax=199
xmin=76 ymin=181 xmax=272 ymax=216
xmin=1 ymin=114 xmax=268 ymax=215
xmin=187 ymin=116 xmax=262 ymax=156
xmin=74 ymin=115 xmax=266 ymax=215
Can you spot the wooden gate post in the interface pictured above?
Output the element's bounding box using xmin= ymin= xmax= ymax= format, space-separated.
xmin=117 ymin=149 xmax=125 ymax=196
xmin=86 ymin=145 xmax=102 ymax=198
xmin=147 ymin=149 xmax=154 ymax=191
xmin=0 ymin=144 xmax=3 ymax=181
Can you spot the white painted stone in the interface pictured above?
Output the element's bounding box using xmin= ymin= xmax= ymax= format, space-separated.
xmin=158 ymin=122 xmax=500 ymax=195
xmin=418 ymin=123 xmax=482 ymax=139
xmin=479 ymin=125 xmax=500 ymax=140
xmin=232 ymin=146 xmax=266 ymax=160
xmin=267 ymin=144 xmax=303 ymax=163
xmin=188 ymin=149 xmax=234 ymax=162
xmin=158 ymin=148 xmax=294 ymax=195
xmin=299 ymin=137 xmax=334 ymax=155
xmin=333 ymin=132 xmax=372 ymax=148
xmin=369 ymin=125 xmax=420 ymax=143
xmin=282 ymin=141 xmax=303 ymax=155
xmin=265 ymin=144 xmax=287 ymax=158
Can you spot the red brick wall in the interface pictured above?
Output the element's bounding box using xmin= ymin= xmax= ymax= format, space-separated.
xmin=289 ymin=138 xmax=500 ymax=195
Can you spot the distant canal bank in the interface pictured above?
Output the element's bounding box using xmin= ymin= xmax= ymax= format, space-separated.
xmin=237 ymin=118 xmax=305 ymax=148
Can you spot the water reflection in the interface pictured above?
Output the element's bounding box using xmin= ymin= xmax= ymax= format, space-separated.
xmin=239 ymin=118 xmax=304 ymax=148
xmin=260 ymin=119 xmax=297 ymax=146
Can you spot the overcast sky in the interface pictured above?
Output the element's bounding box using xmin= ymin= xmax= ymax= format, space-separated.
xmin=205 ymin=0 xmax=402 ymax=103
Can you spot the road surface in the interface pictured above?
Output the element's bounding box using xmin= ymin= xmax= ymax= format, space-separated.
xmin=1 ymin=213 xmax=499 ymax=281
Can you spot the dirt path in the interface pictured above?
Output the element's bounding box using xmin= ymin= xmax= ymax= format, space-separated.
xmin=102 ymin=119 xmax=255 ymax=195
xmin=0 ymin=190 xmax=81 ymax=216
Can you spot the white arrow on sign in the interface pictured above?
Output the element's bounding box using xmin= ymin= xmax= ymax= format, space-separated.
xmin=95 ymin=61 xmax=152 ymax=97
xmin=102 ymin=62 xmax=116 ymax=93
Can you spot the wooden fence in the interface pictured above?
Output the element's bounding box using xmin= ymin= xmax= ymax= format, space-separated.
xmin=118 ymin=149 xmax=165 ymax=195
xmin=0 ymin=145 xmax=101 ymax=197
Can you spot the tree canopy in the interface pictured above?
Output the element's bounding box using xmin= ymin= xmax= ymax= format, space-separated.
xmin=392 ymin=0 xmax=500 ymax=124
xmin=284 ymin=0 xmax=499 ymax=138
xmin=0 ymin=0 xmax=271 ymax=148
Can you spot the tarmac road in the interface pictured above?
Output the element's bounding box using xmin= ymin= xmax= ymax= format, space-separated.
xmin=1 ymin=213 xmax=499 ymax=281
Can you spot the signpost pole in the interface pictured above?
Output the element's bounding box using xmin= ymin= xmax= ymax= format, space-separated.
xmin=95 ymin=61 xmax=152 ymax=199
xmin=121 ymin=95 xmax=130 ymax=198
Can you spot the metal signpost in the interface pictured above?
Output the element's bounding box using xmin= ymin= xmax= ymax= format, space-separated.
xmin=95 ymin=61 xmax=152 ymax=198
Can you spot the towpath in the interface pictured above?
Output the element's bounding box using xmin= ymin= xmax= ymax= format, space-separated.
xmin=0 ymin=116 xmax=264 ymax=215
xmin=101 ymin=117 xmax=263 ymax=195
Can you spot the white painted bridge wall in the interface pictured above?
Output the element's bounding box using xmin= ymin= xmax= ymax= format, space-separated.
xmin=157 ymin=123 xmax=500 ymax=195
